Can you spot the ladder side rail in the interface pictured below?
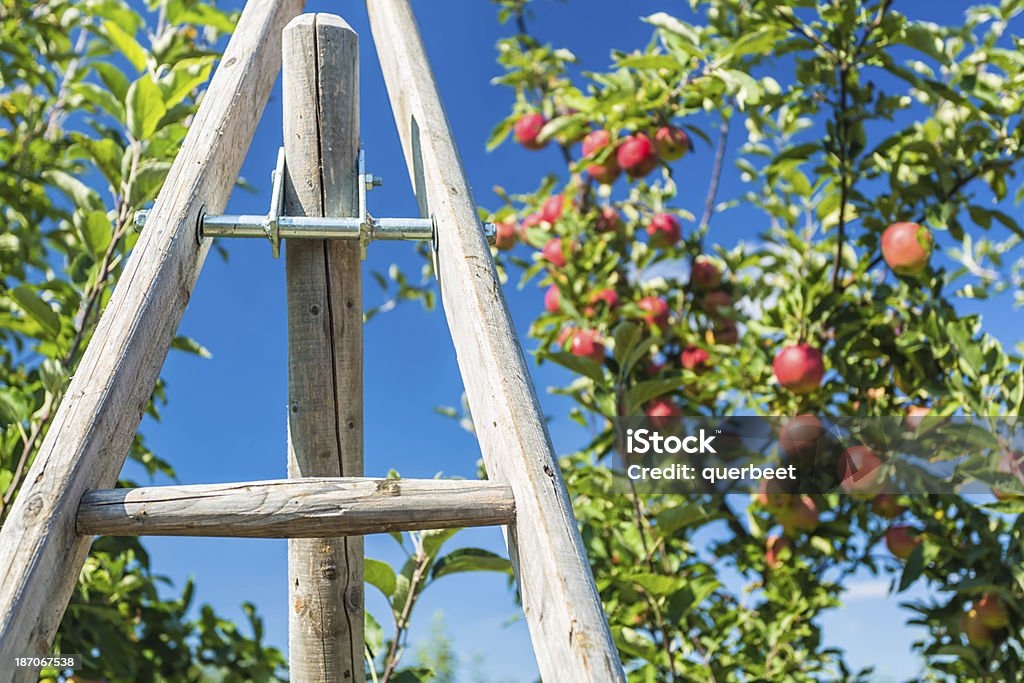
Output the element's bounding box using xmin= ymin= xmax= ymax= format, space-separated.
xmin=282 ymin=14 xmax=365 ymax=683
xmin=0 ymin=1 xmax=305 ymax=675
xmin=364 ymin=2 xmax=626 ymax=681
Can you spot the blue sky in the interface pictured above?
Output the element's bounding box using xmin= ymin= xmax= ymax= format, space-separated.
xmin=121 ymin=1 xmax=1019 ymax=681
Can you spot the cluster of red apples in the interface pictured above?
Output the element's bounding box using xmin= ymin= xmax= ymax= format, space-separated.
xmin=505 ymin=116 xmax=938 ymax=415
xmin=502 ymin=106 xmax=1012 ymax=652
xmin=760 ymin=415 xmax=1016 ymax=648
xmin=513 ymin=111 xmax=693 ymax=181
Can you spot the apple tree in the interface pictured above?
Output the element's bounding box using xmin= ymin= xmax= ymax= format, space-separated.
xmin=473 ymin=0 xmax=1024 ymax=679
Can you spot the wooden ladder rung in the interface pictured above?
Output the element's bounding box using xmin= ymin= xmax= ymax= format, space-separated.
xmin=76 ymin=477 xmax=514 ymax=538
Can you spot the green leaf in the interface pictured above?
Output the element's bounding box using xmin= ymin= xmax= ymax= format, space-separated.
xmin=70 ymin=137 xmax=124 ymax=190
xmin=71 ymin=82 xmax=125 ymax=121
xmin=898 ymin=543 xmax=925 ymax=592
xmin=643 ymin=13 xmax=701 ymax=47
xmin=170 ymin=336 xmax=212 ymax=359
xmin=78 ymin=210 xmax=113 ymax=258
xmin=103 ymin=20 xmax=148 ymax=72
xmin=612 ymin=321 xmax=643 ymax=369
xmin=93 ymin=61 xmax=130 ymax=102
xmin=365 ymin=558 xmax=397 ymax=597
xmin=0 ymin=387 xmax=31 ymax=424
xmin=421 ymin=527 xmax=460 ymax=560
xmin=548 ymin=351 xmax=605 ymax=382
xmin=43 ymin=170 xmax=103 ymax=210
xmin=365 ymin=611 xmax=383 ymax=657
xmin=166 ymin=2 xmax=237 ymax=33
xmin=899 ymin=23 xmax=948 ymax=65
xmin=159 ymin=56 xmax=215 ymax=109
xmin=625 ymin=376 xmax=692 ymax=415
xmin=722 ymin=27 xmax=786 ymax=60
xmin=655 ymin=503 xmax=708 ymax=536
xmin=615 ymin=54 xmax=679 ymax=70
xmin=126 ymin=76 xmax=167 ymax=140
xmin=1013 ymin=363 xmax=1024 ymax=416
xmin=11 ymin=286 xmax=61 ymax=339
xmin=431 ymin=548 xmax=512 ymax=580
xmin=627 ymin=572 xmax=682 ymax=596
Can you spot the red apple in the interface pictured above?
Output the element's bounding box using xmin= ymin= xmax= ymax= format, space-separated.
xmin=884 ymin=524 xmax=921 ymax=560
xmin=595 ymin=206 xmax=621 ymax=233
xmin=646 ymin=213 xmax=681 ymax=248
xmin=570 ymin=329 xmax=605 ymax=365
xmin=702 ymin=290 xmax=733 ymax=317
xmin=881 ymin=221 xmax=934 ymax=275
xmin=765 ymin=534 xmax=793 ymax=570
xmin=773 ymin=343 xmax=825 ymax=394
xmin=541 ymin=238 xmax=567 ymax=267
xmin=713 ymin=320 xmax=740 ymax=345
xmin=540 ymin=195 xmax=564 ymax=224
xmin=904 ymin=405 xmax=930 ymax=431
xmin=680 ymin=344 xmax=710 ymax=371
xmin=582 ymin=129 xmax=620 ymax=184
xmin=653 ymin=125 xmax=691 ymax=161
xmin=690 ymin=258 xmax=722 ymax=290
xmin=756 ymin=479 xmax=796 ymax=514
xmin=779 ymin=495 xmax=819 ymax=533
xmin=645 ymin=359 xmax=666 ymax=377
xmin=837 ymin=445 xmax=885 ymax=493
xmin=993 ymin=487 xmax=1022 ymax=501
xmin=645 ymin=397 xmax=681 ymax=429
xmin=514 ymin=112 xmax=547 ymax=150
xmin=871 ymin=493 xmax=906 ymax=519
xmin=544 ymin=285 xmax=561 ymax=313
xmin=637 ymin=296 xmax=670 ymax=329
xmin=962 ymin=608 xmax=996 ymax=648
xmin=975 ymin=593 xmax=1010 ymax=629
xmin=587 ymin=288 xmax=620 ymax=312
xmin=494 ymin=221 xmax=518 ymax=251
xmin=616 ymin=133 xmax=658 ymax=177
xmin=779 ymin=415 xmax=824 ymax=460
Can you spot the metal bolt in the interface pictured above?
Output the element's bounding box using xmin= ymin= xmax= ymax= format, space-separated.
xmin=482 ymin=222 xmax=497 ymax=245
xmin=133 ymin=210 xmax=149 ymax=231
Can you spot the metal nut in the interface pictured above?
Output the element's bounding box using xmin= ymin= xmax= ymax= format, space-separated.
xmin=133 ymin=210 xmax=149 ymax=231
xmin=482 ymin=222 xmax=497 ymax=245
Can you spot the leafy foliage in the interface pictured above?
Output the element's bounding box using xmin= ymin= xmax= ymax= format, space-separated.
xmin=0 ymin=1 xmax=285 ymax=679
xmin=363 ymin=480 xmax=512 ymax=683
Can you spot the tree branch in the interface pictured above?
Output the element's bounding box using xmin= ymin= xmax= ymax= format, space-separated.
xmin=696 ymin=116 xmax=730 ymax=254
xmin=831 ymin=61 xmax=851 ymax=290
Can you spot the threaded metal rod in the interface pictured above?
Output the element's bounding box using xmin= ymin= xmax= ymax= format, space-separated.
xmin=200 ymin=214 xmax=435 ymax=241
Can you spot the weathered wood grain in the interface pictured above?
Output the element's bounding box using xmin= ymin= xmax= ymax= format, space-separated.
xmin=282 ymin=13 xmax=364 ymax=683
xmin=0 ymin=2 xmax=304 ymax=676
xmin=365 ymin=2 xmax=626 ymax=681
xmin=76 ymin=478 xmax=515 ymax=538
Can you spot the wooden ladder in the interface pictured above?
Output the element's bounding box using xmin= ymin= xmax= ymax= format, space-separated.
xmin=0 ymin=2 xmax=624 ymax=682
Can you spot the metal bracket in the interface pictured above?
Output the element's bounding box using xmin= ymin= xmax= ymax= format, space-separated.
xmin=132 ymin=147 xmax=496 ymax=263
xmin=267 ymin=147 xmax=285 ymax=258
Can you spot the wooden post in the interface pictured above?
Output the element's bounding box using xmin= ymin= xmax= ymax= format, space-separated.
xmin=282 ymin=14 xmax=364 ymax=683
xmin=0 ymin=2 xmax=304 ymax=677
xmin=365 ymin=2 xmax=625 ymax=680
